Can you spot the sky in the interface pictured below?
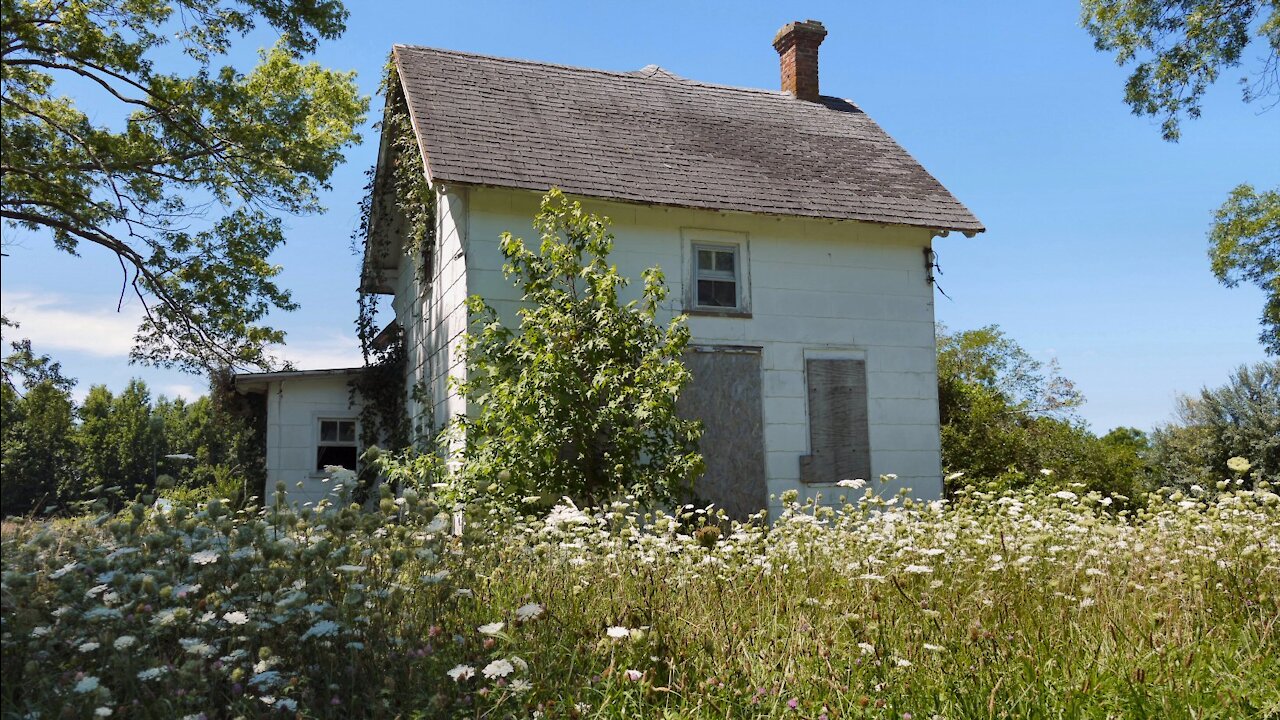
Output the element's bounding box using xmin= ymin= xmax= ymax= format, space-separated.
xmin=2 ymin=1 xmax=1276 ymax=433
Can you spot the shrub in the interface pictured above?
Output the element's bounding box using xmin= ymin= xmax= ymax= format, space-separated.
xmin=457 ymin=189 xmax=702 ymax=507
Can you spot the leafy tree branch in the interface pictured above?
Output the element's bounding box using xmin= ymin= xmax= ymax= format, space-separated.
xmin=1 ymin=0 xmax=368 ymax=372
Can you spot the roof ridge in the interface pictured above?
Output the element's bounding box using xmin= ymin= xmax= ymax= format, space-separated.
xmin=393 ymin=44 xmax=829 ymax=102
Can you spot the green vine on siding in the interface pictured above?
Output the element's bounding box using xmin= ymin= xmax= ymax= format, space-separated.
xmin=350 ymin=60 xmax=438 ymax=498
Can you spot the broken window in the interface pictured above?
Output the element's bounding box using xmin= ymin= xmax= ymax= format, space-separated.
xmin=316 ymin=418 xmax=358 ymax=472
xmin=799 ymin=358 xmax=871 ymax=484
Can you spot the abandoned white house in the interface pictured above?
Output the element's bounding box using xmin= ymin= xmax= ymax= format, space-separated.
xmin=234 ymin=20 xmax=984 ymax=516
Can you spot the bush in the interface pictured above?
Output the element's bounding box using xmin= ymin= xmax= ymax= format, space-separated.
xmin=457 ymin=189 xmax=702 ymax=507
xmin=1150 ymin=360 xmax=1279 ymax=489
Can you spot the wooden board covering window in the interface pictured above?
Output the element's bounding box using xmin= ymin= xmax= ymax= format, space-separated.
xmin=799 ymin=358 xmax=871 ymax=484
xmin=677 ymin=348 xmax=767 ymax=519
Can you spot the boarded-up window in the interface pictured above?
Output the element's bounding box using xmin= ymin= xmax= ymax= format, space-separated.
xmin=799 ymin=358 xmax=871 ymax=484
xmin=677 ymin=348 xmax=767 ymax=519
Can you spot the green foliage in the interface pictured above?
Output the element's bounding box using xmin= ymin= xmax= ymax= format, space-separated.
xmin=457 ymin=190 xmax=702 ymax=507
xmin=1 ymin=380 xmax=76 ymax=516
xmin=0 ymin=322 xmax=263 ymax=515
xmin=1150 ymin=360 xmax=1280 ymax=487
xmin=1 ymin=0 xmax=368 ymax=372
xmin=1082 ymin=2 xmax=1279 ymax=354
xmin=1 ymin=319 xmax=77 ymax=516
xmin=350 ymin=64 xmax=432 ymax=477
xmin=938 ymin=324 xmax=1150 ymax=500
xmin=1209 ymin=183 xmax=1280 ymax=354
xmin=4 ymin=480 xmax=1278 ymax=717
xmin=1081 ymin=0 xmax=1279 ymax=142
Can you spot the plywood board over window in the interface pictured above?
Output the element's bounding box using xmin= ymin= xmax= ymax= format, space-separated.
xmin=800 ymin=358 xmax=871 ymax=484
xmin=677 ymin=346 xmax=767 ymax=519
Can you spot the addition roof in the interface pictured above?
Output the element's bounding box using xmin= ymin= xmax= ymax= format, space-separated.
xmin=392 ymin=45 xmax=983 ymax=234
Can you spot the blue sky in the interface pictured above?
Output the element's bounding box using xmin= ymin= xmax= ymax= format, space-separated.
xmin=1 ymin=1 xmax=1276 ymax=433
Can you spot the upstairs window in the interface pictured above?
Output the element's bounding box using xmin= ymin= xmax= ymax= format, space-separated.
xmin=682 ymin=229 xmax=750 ymax=314
xmin=316 ymin=418 xmax=358 ymax=472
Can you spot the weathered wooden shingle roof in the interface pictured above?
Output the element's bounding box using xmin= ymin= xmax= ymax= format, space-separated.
xmin=392 ymin=45 xmax=984 ymax=234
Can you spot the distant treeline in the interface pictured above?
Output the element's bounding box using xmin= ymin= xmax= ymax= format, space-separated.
xmin=2 ymin=331 xmax=263 ymax=517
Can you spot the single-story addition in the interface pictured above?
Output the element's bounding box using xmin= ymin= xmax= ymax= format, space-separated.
xmin=235 ymin=20 xmax=984 ymax=517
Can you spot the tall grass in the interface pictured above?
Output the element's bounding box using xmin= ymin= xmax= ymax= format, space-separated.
xmin=2 ymin=474 xmax=1277 ymax=718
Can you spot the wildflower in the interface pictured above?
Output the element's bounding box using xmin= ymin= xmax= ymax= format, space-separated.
xmin=904 ymin=564 xmax=933 ymax=574
xmin=137 ymin=667 xmax=167 ymax=681
xmin=787 ymin=698 xmax=799 ymax=710
xmin=190 ymin=550 xmax=220 ymax=565
xmin=858 ymin=573 xmax=886 ymax=583
xmin=1040 ymin=468 xmax=1054 ymax=476
xmin=482 ymin=659 xmax=514 ymax=679
xmin=30 ymin=626 xmax=50 ymax=637
xmin=78 ymin=641 xmax=100 ymax=653
xmin=180 ymin=638 xmax=215 ymax=657
xmin=301 ymin=620 xmax=340 ymax=640
xmin=837 ymin=478 xmax=867 ymax=489
xmin=478 ymin=622 xmax=505 ymax=636
xmin=336 ymin=565 xmax=366 ymax=573
xmin=223 ymin=611 xmax=249 ymax=625
xmin=924 ymin=643 xmax=944 ymax=652
xmin=275 ymin=698 xmax=297 ymax=712
xmin=49 ymin=561 xmax=79 ymax=580
xmin=945 ymin=471 xmax=965 ymax=481
xmin=94 ymin=708 xmax=113 ymax=717
xmin=74 ymin=675 xmax=100 ymax=693
xmin=1050 ymin=490 xmax=1078 ymax=501
xmin=250 ymin=670 xmax=282 ymax=688
xmin=1079 ymin=597 xmax=1096 ymax=608
xmin=623 ymin=669 xmax=644 ymax=682
xmin=605 ymin=626 xmax=631 ymax=639
xmin=896 ymin=658 xmax=912 ymax=667
xmin=447 ymin=664 xmax=475 ymax=681
xmin=858 ymin=642 xmax=876 ymax=655
xmin=1227 ymin=456 xmax=1251 ymax=474
xmin=515 ymin=603 xmax=544 ymax=621
xmin=422 ymin=571 xmax=449 ymax=584
xmin=510 ymin=679 xmax=533 ymax=693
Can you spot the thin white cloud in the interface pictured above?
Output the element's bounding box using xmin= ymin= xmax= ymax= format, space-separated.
xmin=1 ymin=291 xmax=140 ymax=357
xmin=161 ymin=383 xmax=205 ymax=401
xmin=2 ymin=291 xmax=364 ymax=372
xmin=270 ymin=332 xmax=364 ymax=371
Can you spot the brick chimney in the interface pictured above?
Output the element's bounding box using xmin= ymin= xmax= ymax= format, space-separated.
xmin=772 ymin=20 xmax=827 ymax=102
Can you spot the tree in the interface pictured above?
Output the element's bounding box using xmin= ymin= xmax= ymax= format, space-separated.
xmin=1209 ymin=184 xmax=1280 ymax=354
xmin=0 ymin=320 xmax=76 ymax=516
xmin=1082 ymin=0 xmax=1280 ymax=354
xmin=1150 ymin=360 xmax=1279 ymax=486
xmin=457 ymin=190 xmax=703 ymax=507
xmin=937 ymin=324 xmax=1150 ymax=499
xmin=1 ymin=0 xmax=367 ymax=372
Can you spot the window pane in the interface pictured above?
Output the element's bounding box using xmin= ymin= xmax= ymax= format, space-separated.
xmin=317 ymin=445 xmax=358 ymax=472
xmin=714 ymin=251 xmax=735 ymax=273
xmin=320 ymin=420 xmax=337 ymax=442
xmin=697 ymin=249 xmax=715 ymax=271
xmin=698 ymin=279 xmax=737 ymax=308
xmin=338 ymin=421 xmax=356 ymax=443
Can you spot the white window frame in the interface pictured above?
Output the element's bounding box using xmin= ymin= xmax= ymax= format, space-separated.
xmin=682 ymin=228 xmax=750 ymax=315
xmin=313 ymin=416 xmax=359 ymax=475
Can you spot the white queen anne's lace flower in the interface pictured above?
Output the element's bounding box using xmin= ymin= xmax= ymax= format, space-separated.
xmin=478 ymin=622 xmax=504 ymax=635
xmin=74 ymin=675 xmax=100 ymax=693
xmin=515 ymin=603 xmax=544 ymax=621
xmin=482 ymin=658 xmax=514 ymax=679
xmin=605 ymin=626 xmax=631 ymax=639
xmin=447 ymin=664 xmax=475 ymax=681
xmin=223 ymin=611 xmax=249 ymax=625
xmin=190 ymin=550 xmax=220 ymax=565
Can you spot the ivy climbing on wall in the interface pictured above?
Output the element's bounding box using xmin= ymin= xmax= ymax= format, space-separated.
xmin=350 ymin=60 xmax=438 ymax=498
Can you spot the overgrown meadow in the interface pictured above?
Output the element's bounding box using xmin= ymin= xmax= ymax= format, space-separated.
xmin=2 ymin=473 xmax=1277 ymax=719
